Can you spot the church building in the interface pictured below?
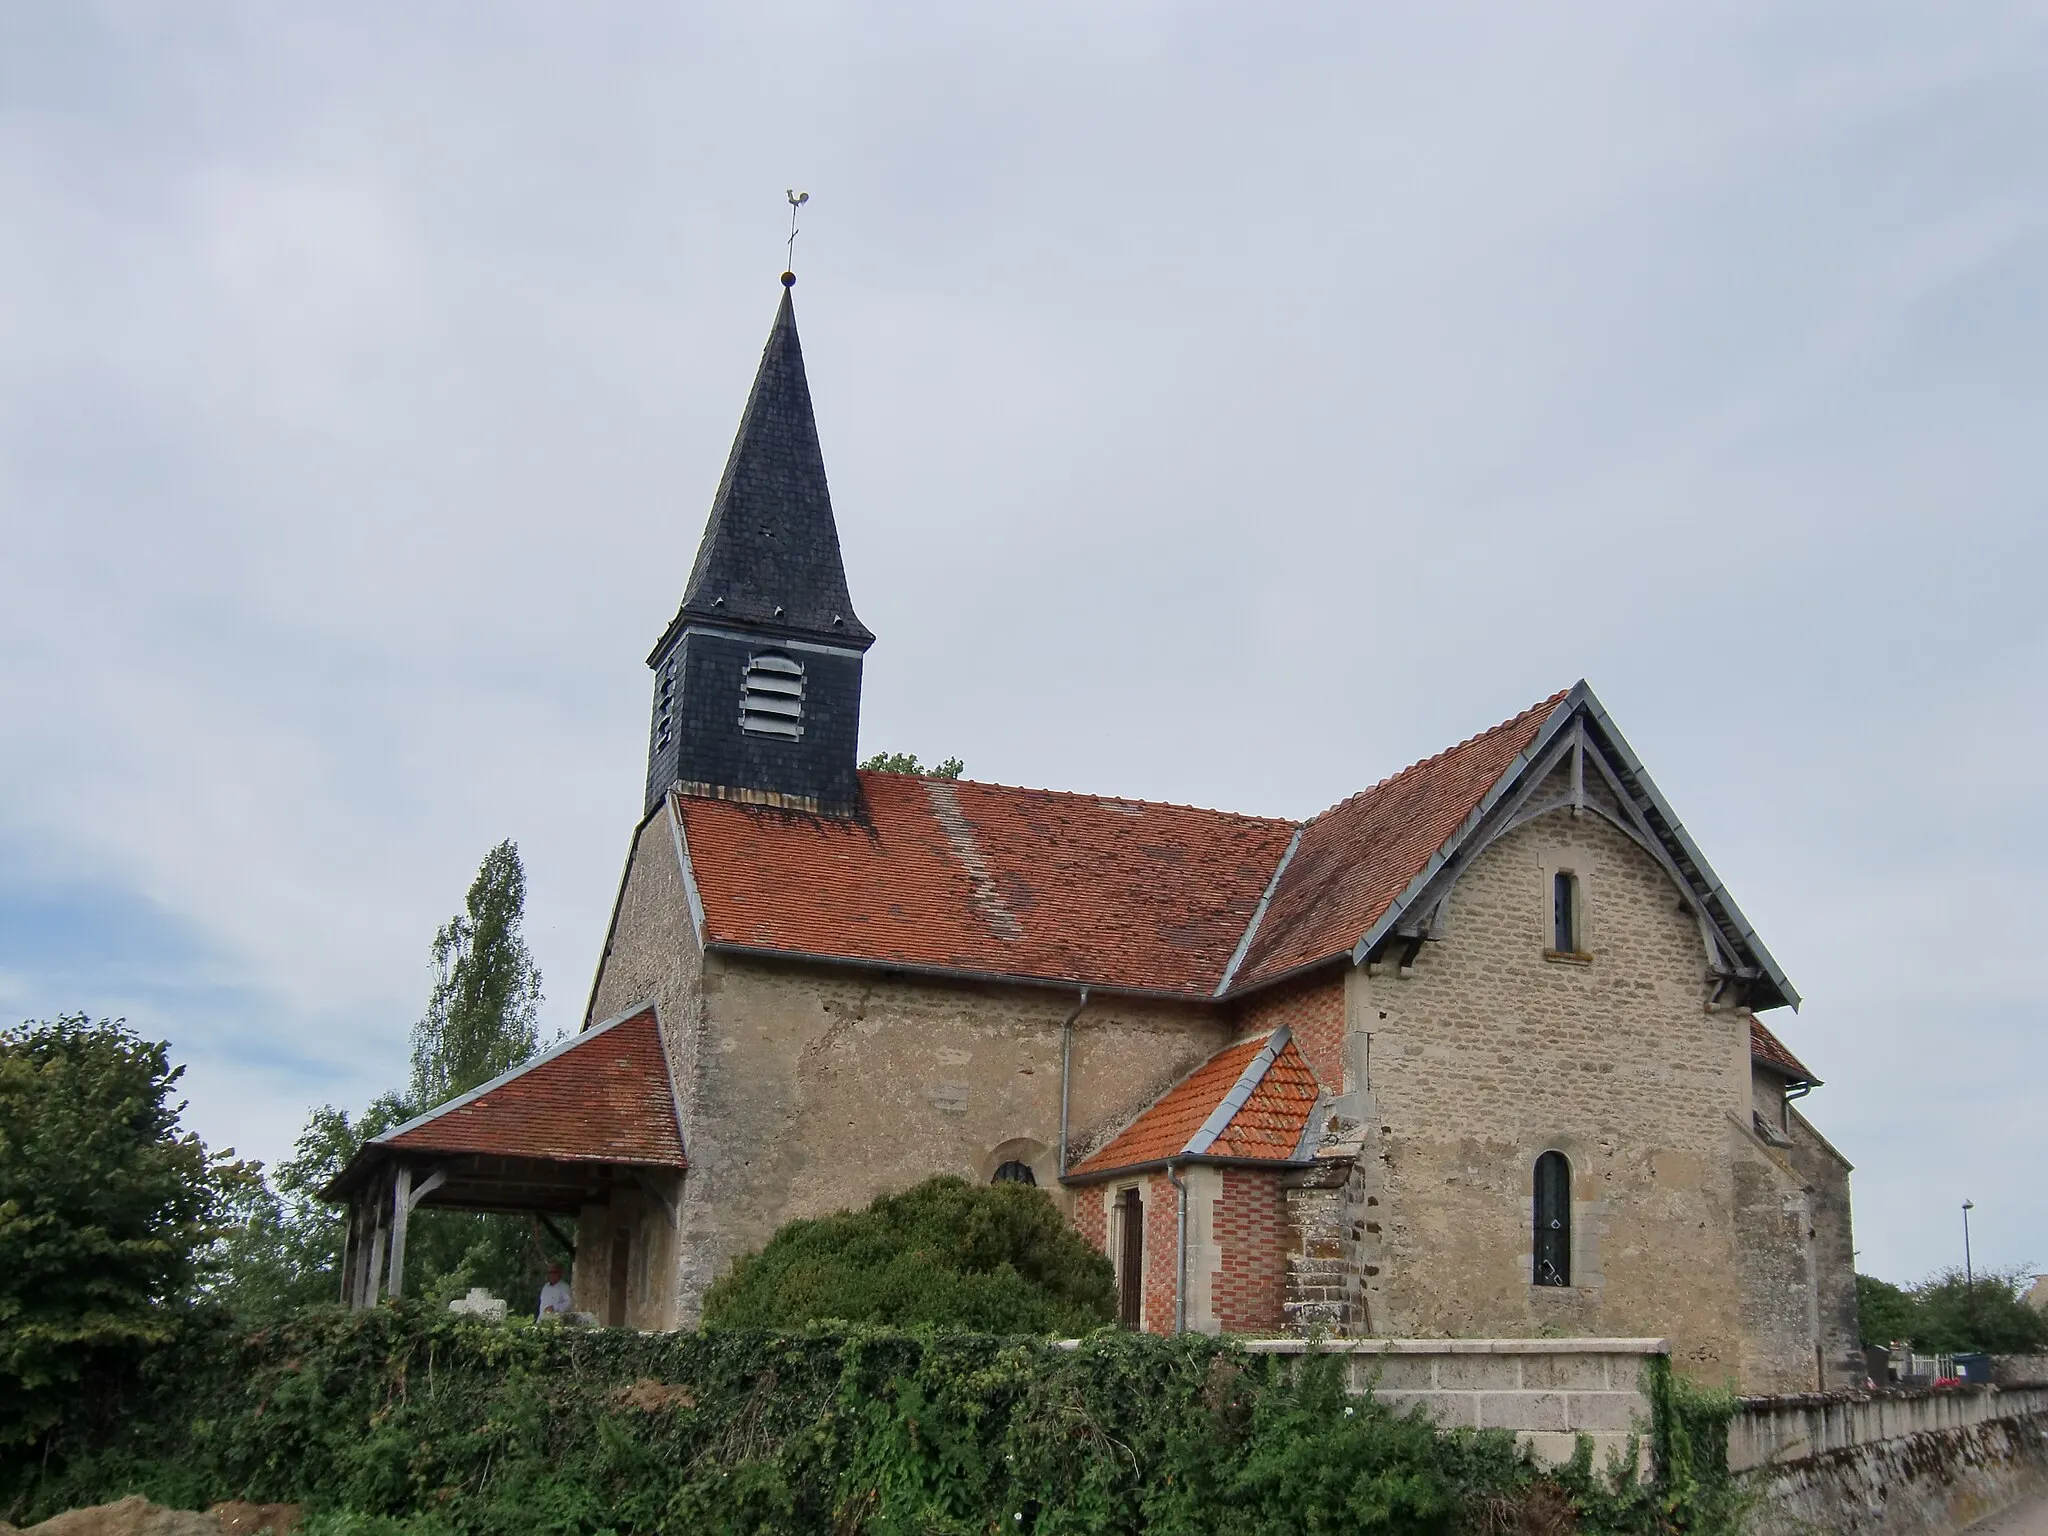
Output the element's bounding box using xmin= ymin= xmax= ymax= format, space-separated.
xmin=330 ymin=276 xmax=1861 ymax=1393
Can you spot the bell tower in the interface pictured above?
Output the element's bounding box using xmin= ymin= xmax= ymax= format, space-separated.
xmin=643 ymin=275 xmax=874 ymax=817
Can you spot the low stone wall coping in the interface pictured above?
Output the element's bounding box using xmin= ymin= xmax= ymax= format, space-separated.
xmin=1242 ymin=1337 xmax=1671 ymax=1356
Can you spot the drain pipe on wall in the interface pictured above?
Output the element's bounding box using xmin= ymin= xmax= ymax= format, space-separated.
xmin=1166 ymin=1161 xmax=1189 ymax=1335
xmin=1057 ymin=988 xmax=1090 ymax=1176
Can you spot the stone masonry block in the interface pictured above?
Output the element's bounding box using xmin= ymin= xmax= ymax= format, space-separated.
xmin=1519 ymin=1354 xmax=1614 ymax=1391
xmin=1562 ymin=1392 xmax=1647 ymax=1434
xmin=1519 ymin=1432 xmax=1582 ymax=1468
xmin=1377 ymin=1391 xmax=1480 ymax=1428
xmin=1353 ymin=1355 xmax=1437 ymax=1392
xmin=1475 ymin=1392 xmax=1570 ymax=1433
xmin=1435 ymin=1355 xmax=1518 ymax=1391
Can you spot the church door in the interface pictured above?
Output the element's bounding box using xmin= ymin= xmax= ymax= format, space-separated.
xmin=1116 ymin=1187 xmax=1144 ymax=1330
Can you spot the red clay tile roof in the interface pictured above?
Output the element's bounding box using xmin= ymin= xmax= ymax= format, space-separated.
xmin=1068 ymin=1028 xmax=1323 ymax=1178
xmin=1228 ymin=693 xmax=1566 ymax=989
xmin=1750 ymin=1016 xmax=1817 ymax=1085
xmin=677 ymin=772 xmax=1299 ymax=996
xmin=673 ymin=691 xmax=1609 ymax=1004
xmin=377 ymin=1008 xmax=686 ymax=1167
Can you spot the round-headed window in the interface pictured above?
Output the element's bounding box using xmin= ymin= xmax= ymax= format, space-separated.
xmin=991 ymin=1161 xmax=1037 ymax=1186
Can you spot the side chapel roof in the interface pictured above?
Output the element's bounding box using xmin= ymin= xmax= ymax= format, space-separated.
xmin=1067 ymin=1027 xmax=1324 ymax=1180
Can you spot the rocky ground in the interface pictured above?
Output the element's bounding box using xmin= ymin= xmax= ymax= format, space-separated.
xmin=0 ymin=1498 xmax=299 ymax=1536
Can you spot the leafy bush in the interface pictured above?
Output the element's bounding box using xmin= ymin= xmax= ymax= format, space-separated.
xmin=702 ymin=1176 xmax=1116 ymax=1335
xmin=0 ymin=1015 xmax=254 ymax=1447
xmin=3 ymin=1306 xmax=1746 ymax=1536
xmin=3 ymin=1307 xmax=1534 ymax=1535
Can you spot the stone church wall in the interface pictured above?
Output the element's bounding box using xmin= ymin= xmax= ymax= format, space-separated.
xmin=672 ymin=953 xmax=1228 ymax=1327
xmin=1349 ymin=806 xmax=1785 ymax=1385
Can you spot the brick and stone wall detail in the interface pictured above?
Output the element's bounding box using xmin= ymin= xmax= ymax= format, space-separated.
xmin=1143 ymin=1172 xmax=1178 ymax=1333
xmin=1232 ymin=971 xmax=1347 ymax=1091
xmin=1211 ymin=1168 xmax=1289 ymax=1333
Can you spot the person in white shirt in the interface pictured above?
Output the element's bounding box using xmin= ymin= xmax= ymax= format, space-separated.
xmin=536 ymin=1264 xmax=574 ymax=1320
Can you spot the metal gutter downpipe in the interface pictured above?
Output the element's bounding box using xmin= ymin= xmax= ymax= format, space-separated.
xmin=1167 ymin=1162 xmax=1189 ymax=1334
xmin=1057 ymin=988 xmax=1090 ymax=1176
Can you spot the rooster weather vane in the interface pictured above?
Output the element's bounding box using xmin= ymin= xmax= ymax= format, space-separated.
xmin=783 ymin=189 xmax=809 ymax=283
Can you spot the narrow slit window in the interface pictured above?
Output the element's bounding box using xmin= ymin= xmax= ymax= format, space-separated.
xmin=1552 ymin=871 xmax=1579 ymax=953
xmin=991 ymin=1160 xmax=1036 ymax=1186
xmin=1533 ymin=1150 xmax=1571 ymax=1286
xmin=739 ymin=651 xmax=805 ymax=739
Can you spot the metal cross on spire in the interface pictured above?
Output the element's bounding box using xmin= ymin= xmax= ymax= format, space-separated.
xmin=784 ymin=189 xmax=809 ymax=281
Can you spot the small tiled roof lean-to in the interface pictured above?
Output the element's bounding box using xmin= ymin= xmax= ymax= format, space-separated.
xmin=1067 ymin=1028 xmax=1323 ymax=1179
xmin=1750 ymin=1017 xmax=1818 ymax=1086
xmin=374 ymin=1007 xmax=686 ymax=1169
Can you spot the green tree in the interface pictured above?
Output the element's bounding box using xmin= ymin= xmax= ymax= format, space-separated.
xmin=0 ymin=1015 xmax=252 ymax=1445
xmin=859 ymin=751 xmax=965 ymax=779
xmin=1856 ymin=1273 xmax=1918 ymax=1348
xmin=703 ymin=1175 xmax=1114 ymax=1333
xmin=409 ymin=840 xmax=542 ymax=1106
xmin=1910 ymin=1266 xmax=2048 ymax=1354
xmin=224 ymin=842 xmax=564 ymax=1319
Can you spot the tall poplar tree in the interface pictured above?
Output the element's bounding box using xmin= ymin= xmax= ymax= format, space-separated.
xmin=218 ymin=841 xmax=562 ymax=1317
xmin=408 ymin=840 xmax=543 ymax=1107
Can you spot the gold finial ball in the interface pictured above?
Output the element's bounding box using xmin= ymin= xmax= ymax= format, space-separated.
xmin=781 ymin=271 xmax=796 ymax=288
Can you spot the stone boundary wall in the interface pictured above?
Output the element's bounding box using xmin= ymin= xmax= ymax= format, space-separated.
xmin=1739 ymin=1386 xmax=2048 ymax=1536
xmin=1991 ymin=1355 xmax=2048 ymax=1388
xmin=1244 ymin=1337 xmax=1667 ymax=1469
xmin=1731 ymin=1386 xmax=2048 ymax=1473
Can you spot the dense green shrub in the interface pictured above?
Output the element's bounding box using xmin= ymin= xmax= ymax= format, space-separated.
xmin=702 ymin=1176 xmax=1116 ymax=1335
xmin=1 ymin=1306 xmax=1744 ymax=1536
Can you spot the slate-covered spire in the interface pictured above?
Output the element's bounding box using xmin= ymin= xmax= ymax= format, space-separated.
xmin=641 ymin=277 xmax=873 ymax=820
xmin=670 ymin=280 xmax=873 ymax=650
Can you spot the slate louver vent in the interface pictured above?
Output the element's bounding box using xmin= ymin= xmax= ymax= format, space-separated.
xmin=739 ymin=651 xmax=805 ymax=739
xmin=654 ymin=658 xmax=678 ymax=753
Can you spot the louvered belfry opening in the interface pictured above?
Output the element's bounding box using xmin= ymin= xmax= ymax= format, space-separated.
xmin=1533 ymin=1150 xmax=1572 ymax=1286
xmin=739 ymin=650 xmax=805 ymax=739
xmin=1116 ymin=1187 xmax=1145 ymax=1329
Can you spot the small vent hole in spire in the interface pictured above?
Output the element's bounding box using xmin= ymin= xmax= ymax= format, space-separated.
xmin=739 ymin=650 xmax=805 ymax=739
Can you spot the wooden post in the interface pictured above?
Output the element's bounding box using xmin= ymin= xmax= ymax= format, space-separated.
xmin=366 ymin=1177 xmax=389 ymax=1306
xmin=388 ymin=1166 xmax=413 ymax=1298
xmin=340 ymin=1206 xmax=359 ymax=1306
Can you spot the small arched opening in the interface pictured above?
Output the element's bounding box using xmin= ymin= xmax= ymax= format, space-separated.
xmin=1533 ymin=1150 xmax=1571 ymax=1286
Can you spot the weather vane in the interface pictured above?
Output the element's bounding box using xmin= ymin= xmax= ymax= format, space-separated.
xmin=784 ymin=189 xmax=809 ymax=283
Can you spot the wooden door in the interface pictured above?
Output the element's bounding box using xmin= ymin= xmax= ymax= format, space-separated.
xmin=1116 ymin=1187 xmax=1144 ymax=1330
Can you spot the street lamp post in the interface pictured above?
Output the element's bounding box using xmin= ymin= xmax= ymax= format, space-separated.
xmin=1962 ymin=1201 xmax=1975 ymax=1298
xmin=1962 ymin=1200 xmax=1976 ymax=1352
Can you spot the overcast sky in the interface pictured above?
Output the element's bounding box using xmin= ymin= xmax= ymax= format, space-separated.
xmin=3 ymin=3 xmax=2042 ymax=1289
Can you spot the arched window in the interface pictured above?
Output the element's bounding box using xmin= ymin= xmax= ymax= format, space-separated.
xmin=1551 ymin=871 xmax=1580 ymax=954
xmin=1533 ymin=1151 xmax=1571 ymax=1286
xmin=991 ymin=1161 xmax=1036 ymax=1186
xmin=739 ymin=651 xmax=805 ymax=739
